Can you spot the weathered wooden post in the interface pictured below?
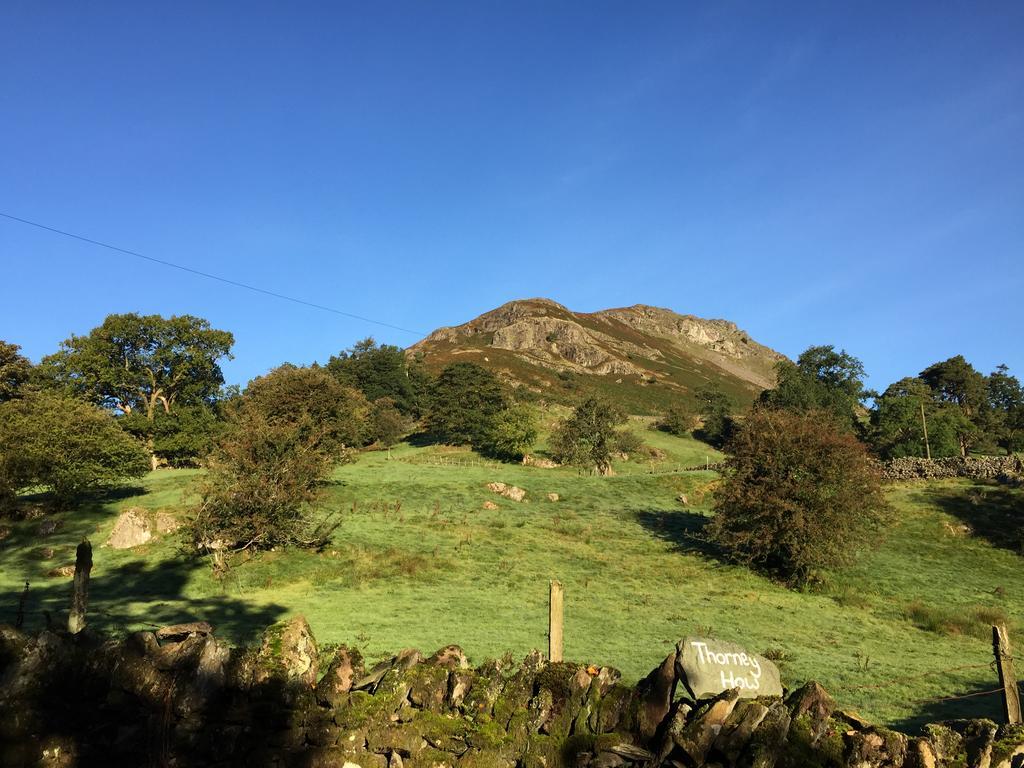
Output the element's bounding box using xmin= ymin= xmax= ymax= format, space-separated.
xmin=993 ymin=623 xmax=1022 ymax=724
xmin=68 ymin=539 xmax=92 ymax=635
xmin=549 ymin=579 xmax=564 ymax=662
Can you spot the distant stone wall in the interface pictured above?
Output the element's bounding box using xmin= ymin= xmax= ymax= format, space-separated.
xmin=881 ymin=455 xmax=1024 ymax=484
xmin=2 ymin=618 xmax=1022 ymax=767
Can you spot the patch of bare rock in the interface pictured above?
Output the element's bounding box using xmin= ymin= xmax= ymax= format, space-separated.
xmin=486 ymin=482 xmax=526 ymax=502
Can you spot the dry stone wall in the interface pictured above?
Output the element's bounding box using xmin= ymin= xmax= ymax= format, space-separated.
xmin=1 ymin=618 xmax=1022 ymax=768
xmin=881 ymin=456 xmax=1024 ymax=484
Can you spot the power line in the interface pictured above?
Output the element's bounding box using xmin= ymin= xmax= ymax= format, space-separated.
xmin=0 ymin=211 xmax=426 ymax=337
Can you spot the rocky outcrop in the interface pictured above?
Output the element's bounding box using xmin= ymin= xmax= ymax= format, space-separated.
xmin=0 ymin=622 xmax=1020 ymax=768
xmin=408 ymin=299 xmax=785 ymax=408
xmin=105 ymin=507 xmax=153 ymax=549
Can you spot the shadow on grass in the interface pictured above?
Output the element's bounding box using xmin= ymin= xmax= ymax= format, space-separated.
xmin=2 ymin=554 xmax=287 ymax=647
xmin=633 ymin=508 xmax=723 ymax=559
xmin=891 ymin=677 xmax=1012 ymax=734
xmin=916 ymin=482 xmax=1024 ymax=554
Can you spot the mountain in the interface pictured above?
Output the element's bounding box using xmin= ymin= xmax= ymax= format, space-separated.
xmin=408 ymin=299 xmax=786 ymax=413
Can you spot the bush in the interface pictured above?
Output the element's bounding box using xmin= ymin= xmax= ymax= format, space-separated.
xmin=425 ymin=362 xmax=507 ymax=446
xmin=0 ymin=390 xmax=149 ymax=507
xmin=479 ymin=403 xmax=538 ymax=461
xmin=242 ymin=365 xmax=369 ymax=456
xmin=550 ymin=396 xmax=628 ymax=475
xmin=658 ymin=404 xmax=697 ymax=437
xmin=184 ymin=407 xmax=342 ymax=554
xmin=707 ymin=407 xmax=889 ymax=586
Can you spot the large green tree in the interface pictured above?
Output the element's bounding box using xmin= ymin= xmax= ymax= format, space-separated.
xmin=242 ymin=364 xmax=369 ymax=459
xmin=708 ymin=407 xmax=889 ymax=587
xmin=987 ymin=365 xmax=1024 ymax=455
xmin=42 ymin=313 xmax=234 ymax=468
xmin=760 ymin=345 xmax=867 ymax=430
xmin=919 ymin=356 xmax=989 ymax=456
xmin=869 ymin=377 xmax=972 ymax=459
xmin=0 ymin=390 xmax=149 ymax=508
xmin=0 ymin=341 xmax=32 ymax=403
xmin=327 ymin=338 xmax=428 ymax=416
xmin=550 ymin=396 xmax=628 ymax=475
xmin=425 ymin=362 xmax=507 ymax=446
xmin=692 ymin=385 xmax=735 ymax=448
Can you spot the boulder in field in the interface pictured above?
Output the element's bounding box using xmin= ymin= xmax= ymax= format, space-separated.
xmin=486 ymin=482 xmax=526 ymax=502
xmin=106 ymin=507 xmax=153 ymax=549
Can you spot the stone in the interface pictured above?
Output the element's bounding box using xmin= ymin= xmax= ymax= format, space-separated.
xmin=37 ymin=518 xmax=63 ymax=536
xmin=252 ymin=615 xmax=319 ymax=689
xmin=45 ymin=565 xmax=76 ymax=578
xmin=485 ymin=482 xmax=526 ymax=502
xmin=738 ymin=699 xmax=790 ymax=768
xmin=155 ymin=621 xmax=213 ymax=643
xmin=676 ymin=637 xmax=782 ymax=700
xmin=844 ymin=727 xmax=908 ymax=768
xmin=105 ymin=507 xmax=153 ymax=549
xmin=482 ymin=501 xmax=499 ymax=510
xmin=634 ymin=651 xmax=678 ymax=743
xmin=673 ymin=689 xmax=739 ymax=766
xmin=785 ymin=681 xmax=835 ymax=743
xmin=714 ymin=698 xmax=770 ymax=765
xmin=155 ymin=511 xmax=180 ymax=534
xmin=546 ymin=493 xmax=559 ymax=502
xmin=906 ymin=738 xmax=937 ymax=768
xmin=924 ymin=723 xmax=963 ymax=764
xmin=522 ymin=455 xmax=559 ymax=469
xmin=321 ymin=645 xmax=364 ymax=702
xmin=429 ymin=645 xmax=470 ymax=670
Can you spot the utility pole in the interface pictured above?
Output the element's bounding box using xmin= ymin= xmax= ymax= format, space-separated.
xmin=920 ymin=403 xmax=931 ymax=460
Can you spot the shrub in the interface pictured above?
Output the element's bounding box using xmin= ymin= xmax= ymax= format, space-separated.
xmin=658 ymin=404 xmax=697 ymax=437
xmin=0 ymin=390 xmax=149 ymax=507
xmin=425 ymin=362 xmax=507 ymax=446
xmin=184 ymin=407 xmax=342 ymax=555
xmin=242 ymin=364 xmax=369 ymax=456
xmin=550 ymin=396 xmax=628 ymax=475
xmin=707 ymin=407 xmax=889 ymax=586
xmin=479 ymin=403 xmax=538 ymax=461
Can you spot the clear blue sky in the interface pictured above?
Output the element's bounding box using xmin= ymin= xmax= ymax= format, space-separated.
xmin=2 ymin=2 xmax=1021 ymax=393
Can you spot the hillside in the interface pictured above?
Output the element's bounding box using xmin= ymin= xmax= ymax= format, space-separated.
xmin=408 ymin=299 xmax=786 ymax=413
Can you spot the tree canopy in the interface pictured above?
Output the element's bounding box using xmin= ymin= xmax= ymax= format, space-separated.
xmin=760 ymin=345 xmax=867 ymax=430
xmin=327 ymin=338 xmax=428 ymax=416
xmin=708 ymin=407 xmax=889 ymax=587
xmin=0 ymin=389 xmax=150 ymax=508
xmin=550 ymin=396 xmax=628 ymax=475
xmin=0 ymin=341 xmax=32 ymax=403
xmin=242 ymin=364 xmax=368 ymax=459
xmin=425 ymin=362 xmax=507 ymax=446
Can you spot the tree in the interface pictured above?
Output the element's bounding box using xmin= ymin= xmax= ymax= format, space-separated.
xmin=479 ymin=403 xmax=538 ymax=461
xmin=183 ymin=406 xmax=340 ymax=558
xmin=0 ymin=341 xmax=32 ymax=403
xmin=425 ymin=362 xmax=507 ymax=446
xmin=692 ymin=385 xmax=736 ymax=448
xmin=242 ymin=365 xmax=368 ymax=458
xmin=869 ymin=377 xmax=973 ymax=459
xmin=658 ymin=403 xmax=697 ymax=437
xmin=550 ymin=396 xmax=628 ymax=475
xmin=121 ymin=403 xmax=226 ymax=467
xmin=327 ymin=338 xmax=429 ymax=416
xmin=919 ymin=356 xmax=989 ymax=456
xmin=42 ymin=313 xmax=234 ymax=468
xmin=987 ymin=365 xmax=1024 ymax=455
xmin=367 ymin=397 xmax=410 ymax=453
xmin=0 ymin=390 xmax=149 ymax=508
xmin=707 ymin=408 xmax=889 ymax=587
xmin=760 ymin=345 xmax=867 ymax=430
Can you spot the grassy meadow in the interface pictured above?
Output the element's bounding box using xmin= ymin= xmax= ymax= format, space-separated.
xmin=1 ymin=418 xmax=1022 ymax=732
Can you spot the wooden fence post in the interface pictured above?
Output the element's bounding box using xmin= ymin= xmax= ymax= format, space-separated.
xmin=549 ymin=580 xmax=564 ymax=663
xmin=68 ymin=540 xmax=92 ymax=635
xmin=993 ymin=623 xmax=1022 ymax=724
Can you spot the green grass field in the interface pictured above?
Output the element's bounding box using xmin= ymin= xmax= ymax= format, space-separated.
xmin=1 ymin=423 xmax=1022 ymax=732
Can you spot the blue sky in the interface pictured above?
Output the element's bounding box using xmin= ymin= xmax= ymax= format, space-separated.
xmin=2 ymin=2 xmax=1021 ymax=393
